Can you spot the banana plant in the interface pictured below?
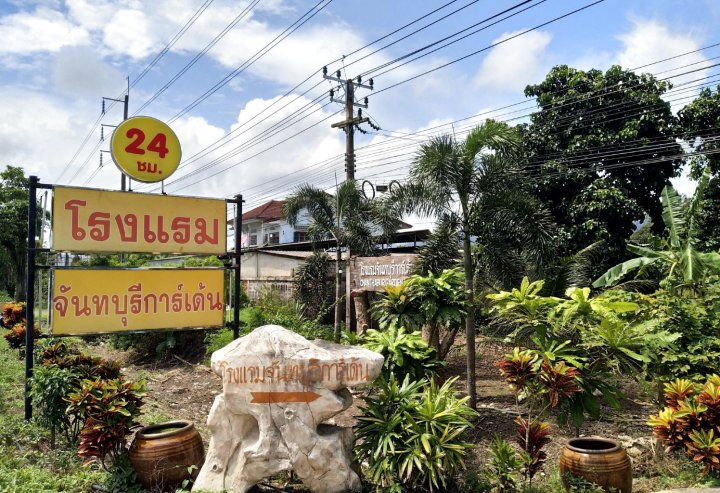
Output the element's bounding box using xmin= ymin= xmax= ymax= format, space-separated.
xmin=594 ymin=171 xmax=720 ymax=290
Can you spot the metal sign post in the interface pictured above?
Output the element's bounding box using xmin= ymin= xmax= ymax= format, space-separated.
xmin=24 ymin=176 xmax=52 ymax=420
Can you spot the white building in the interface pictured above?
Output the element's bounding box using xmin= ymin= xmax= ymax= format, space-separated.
xmin=239 ymin=200 xmax=311 ymax=248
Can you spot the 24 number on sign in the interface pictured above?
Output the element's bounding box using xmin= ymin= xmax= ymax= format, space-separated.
xmin=125 ymin=128 xmax=169 ymax=159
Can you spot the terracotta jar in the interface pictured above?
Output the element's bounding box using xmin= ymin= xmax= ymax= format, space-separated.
xmin=559 ymin=437 xmax=632 ymax=493
xmin=129 ymin=420 xmax=205 ymax=491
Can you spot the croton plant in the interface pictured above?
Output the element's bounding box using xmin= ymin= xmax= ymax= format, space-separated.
xmin=648 ymin=375 xmax=720 ymax=474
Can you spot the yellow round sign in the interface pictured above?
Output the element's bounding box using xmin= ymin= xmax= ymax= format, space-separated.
xmin=110 ymin=116 xmax=181 ymax=183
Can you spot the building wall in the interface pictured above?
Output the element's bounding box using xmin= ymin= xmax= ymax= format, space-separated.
xmin=240 ymin=251 xmax=306 ymax=278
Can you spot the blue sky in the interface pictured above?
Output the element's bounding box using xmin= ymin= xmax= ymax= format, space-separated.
xmin=0 ymin=0 xmax=717 ymax=212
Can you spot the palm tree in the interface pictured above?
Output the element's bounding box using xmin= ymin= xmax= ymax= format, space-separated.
xmin=284 ymin=181 xmax=399 ymax=341
xmin=594 ymin=171 xmax=720 ymax=291
xmin=385 ymin=119 xmax=524 ymax=409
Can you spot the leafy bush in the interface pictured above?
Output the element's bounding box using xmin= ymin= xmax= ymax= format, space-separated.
xmin=28 ymin=363 xmax=80 ymax=448
xmin=484 ymin=435 xmax=521 ymax=493
xmin=3 ymin=322 xmax=39 ymax=349
xmin=362 ymin=325 xmax=442 ymax=382
xmin=488 ymin=277 xmax=678 ymax=427
xmin=108 ymin=329 xmax=207 ymax=361
xmin=370 ymin=269 xmax=467 ymax=359
xmin=648 ymin=375 xmax=720 ymax=474
xmin=495 ymin=348 xmax=579 ymax=487
xmin=294 ymin=252 xmax=334 ymax=321
xmin=355 ymin=375 xmax=476 ymax=492
xmin=1 ymin=301 xmax=25 ymax=328
xmin=629 ymin=284 xmax=720 ymax=382
xmin=66 ymin=378 xmax=146 ymax=467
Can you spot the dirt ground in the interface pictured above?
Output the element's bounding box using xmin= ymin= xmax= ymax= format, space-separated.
xmin=90 ymin=335 xmax=680 ymax=492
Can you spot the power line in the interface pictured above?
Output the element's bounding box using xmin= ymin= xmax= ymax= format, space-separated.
xmin=133 ymin=0 xmax=263 ymax=115
xmin=358 ymin=0 xmax=546 ymax=78
xmin=131 ymin=0 xmax=216 ymax=91
xmin=126 ymin=0 xmax=540 ymax=190
xmin=368 ymin=0 xmax=606 ymax=97
xmin=167 ymin=0 xmax=335 ymax=123
xmin=58 ymin=0 xmax=215 ymax=185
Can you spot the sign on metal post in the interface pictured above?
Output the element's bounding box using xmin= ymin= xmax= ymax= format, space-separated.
xmin=23 ymin=117 xmax=243 ymax=419
xmin=110 ymin=116 xmax=181 ymax=183
xmin=52 ymin=186 xmax=227 ymax=254
xmin=51 ymin=268 xmax=225 ymax=336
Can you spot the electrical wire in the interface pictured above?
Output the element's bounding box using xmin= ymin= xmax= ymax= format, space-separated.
xmin=133 ymin=0 xmax=262 ymax=115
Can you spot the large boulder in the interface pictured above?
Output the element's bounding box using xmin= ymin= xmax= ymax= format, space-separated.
xmin=193 ymin=325 xmax=384 ymax=493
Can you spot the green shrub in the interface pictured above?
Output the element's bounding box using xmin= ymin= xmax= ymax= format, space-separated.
xmin=28 ymin=364 xmax=80 ymax=448
xmin=362 ymin=325 xmax=442 ymax=382
xmin=485 ymin=435 xmax=521 ymax=493
xmin=241 ymin=305 xmax=266 ymax=329
xmin=108 ymin=329 xmax=207 ymax=361
xmin=101 ymin=452 xmax=144 ymax=493
xmin=370 ymin=269 xmax=467 ymax=360
xmin=631 ymin=284 xmax=720 ymax=382
xmin=294 ymin=252 xmax=334 ymax=321
xmin=355 ymin=375 xmax=476 ymax=492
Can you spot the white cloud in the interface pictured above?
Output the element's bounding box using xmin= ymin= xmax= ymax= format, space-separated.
xmin=0 ymin=89 xmax=93 ymax=180
xmin=52 ymin=46 xmax=125 ymax=98
xmin=103 ymin=9 xmax=158 ymax=59
xmin=616 ymin=19 xmax=707 ymax=97
xmin=161 ymin=94 xmax=344 ymax=199
xmin=474 ymin=30 xmax=553 ymax=92
xmin=0 ymin=7 xmax=89 ymax=54
xmin=66 ymin=0 xmax=116 ymax=29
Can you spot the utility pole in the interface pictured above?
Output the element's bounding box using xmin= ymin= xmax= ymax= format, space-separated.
xmin=323 ymin=67 xmax=374 ymax=333
xmin=102 ymin=77 xmax=130 ymax=191
xmin=324 ymin=67 xmax=373 ymax=180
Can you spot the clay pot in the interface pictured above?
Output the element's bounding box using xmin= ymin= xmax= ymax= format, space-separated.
xmin=559 ymin=437 xmax=632 ymax=493
xmin=129 ymin=420 xmax=205 ymax=491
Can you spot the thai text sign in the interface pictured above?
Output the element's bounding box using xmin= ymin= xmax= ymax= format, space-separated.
xmin=52 ymin=186 xmax=226 ymax=254
xmin=51 ymin=269 xmax=225 ymax=335
xmin=349 ymin=254 xmax=417 ymax=291
xmin=216 ymin=357 xmax=375 ymax=389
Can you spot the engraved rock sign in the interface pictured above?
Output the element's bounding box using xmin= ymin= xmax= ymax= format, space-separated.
xmin=193 ymin=325 xmax=384 ymax=493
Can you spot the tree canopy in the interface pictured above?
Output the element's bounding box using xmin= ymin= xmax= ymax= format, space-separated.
xmin=521 ymin=65 xmax=683 ymax=274
xmin=678 ymin=85 xmax=720 ymax=251
xmin=0 ymin=166 xmax=31 ymax=300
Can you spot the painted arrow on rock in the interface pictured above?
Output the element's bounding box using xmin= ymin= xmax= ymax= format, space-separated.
xmin=250 ymin=391 xmax=321 ymax=404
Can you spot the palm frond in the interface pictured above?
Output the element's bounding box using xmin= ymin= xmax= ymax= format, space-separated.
xmin=566 ymin=241 xmax=607 ymax=288
xmin=463 ymin=119 xmax=520 ymax=159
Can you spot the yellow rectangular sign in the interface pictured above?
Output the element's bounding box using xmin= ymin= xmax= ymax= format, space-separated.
xmin=52 ymin=186 xmax=227 ymax=254
xmin=51 ymin=269 xmax=225 ymax=335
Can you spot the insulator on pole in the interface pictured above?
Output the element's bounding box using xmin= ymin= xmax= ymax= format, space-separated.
xmin=101 ymin=99 xmax=105 ymax=114
xmin=369 ymin=78 xmax=374 ymax=89
xmin=336 ymin=70 xmax=341 ymax=78
xmin=323 ymin=66 xmax=327 ymax=76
